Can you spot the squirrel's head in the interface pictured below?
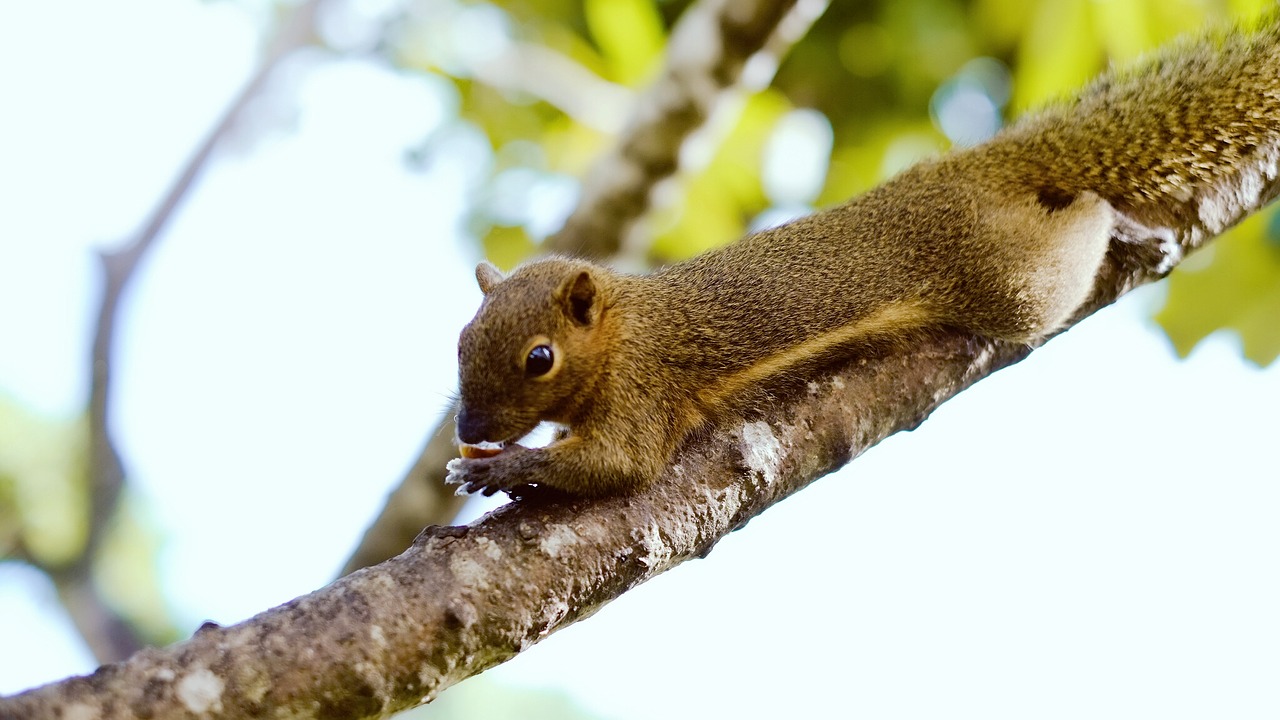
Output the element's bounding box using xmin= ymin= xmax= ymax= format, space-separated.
xmin=455 ymin=258 xmax=610 ymax=447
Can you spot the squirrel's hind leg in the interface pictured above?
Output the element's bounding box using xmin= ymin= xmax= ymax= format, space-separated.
xmin=962 ymin=190 xmax=1115 ymax=343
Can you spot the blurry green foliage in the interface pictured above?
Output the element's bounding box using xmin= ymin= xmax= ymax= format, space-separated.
xmin=0 ymin=398 xmax=88 ymax=566
xmin=97 ymin=494 xmax=182 ymax=645
xmin=389 ymin=0 xmax=1278 ymax=366
xmin=0 ymin=397 xmax=176 ymax=645
xmin=1158 ymin=208 xmax=1280 ymax=366
xmin=583 ymin=0 xmax=664 ymax=84
xmin=650 ymin=90 xmax=789 ymax=261
xmin=483 ymin=224 xmax=537 ymax=271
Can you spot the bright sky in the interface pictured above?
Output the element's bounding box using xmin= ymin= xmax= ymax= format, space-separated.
xmin=2 ymin=2 xmax=1279 ymax=719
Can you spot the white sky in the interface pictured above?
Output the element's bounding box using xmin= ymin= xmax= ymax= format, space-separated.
xmin=2 ymin=2 xmax=1279 ymax=719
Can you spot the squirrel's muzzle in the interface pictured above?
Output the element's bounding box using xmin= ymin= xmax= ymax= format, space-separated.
xmin=455 ymin=407 xmax=491 ymax=445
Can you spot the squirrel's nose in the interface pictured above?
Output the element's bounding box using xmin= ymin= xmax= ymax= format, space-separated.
xmin=455 ymin=407 xmax=488 ymax=444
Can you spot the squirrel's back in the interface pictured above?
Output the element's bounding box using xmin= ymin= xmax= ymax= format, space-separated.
xmin=637 ymin=16 xmax=1280 ymax=365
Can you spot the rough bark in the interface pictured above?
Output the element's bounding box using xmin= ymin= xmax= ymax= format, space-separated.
xmin=341 ymin=0 xmax=826 ymax=575
xmin=5 ymin=104 xmax=1278 ymax=718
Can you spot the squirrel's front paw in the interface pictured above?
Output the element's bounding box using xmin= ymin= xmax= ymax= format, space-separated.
xmin=445 ymin=449 xmax=567 ymax=500
xmin=446 ymin=449 xmax=539 ymax=498
xmin=446 ymin=457 xmax=505 ymax=496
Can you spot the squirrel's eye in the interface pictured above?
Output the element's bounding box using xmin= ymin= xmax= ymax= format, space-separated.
xmin=525 ymin=344 xmax=554 ymax=377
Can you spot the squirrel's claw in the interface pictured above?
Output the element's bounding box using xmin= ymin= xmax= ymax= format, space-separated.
xmin=451 ymin=477 xmax=506 ymax=497
xmin=445 ymin=456 xmax=554 ymax=500
xmin=446 ymin=456 xmax=527 ymax=498
xmin=444 ymin=457 xmax=485 ymax=495
xmin=505 ymin=483 xmax=559 ymax=501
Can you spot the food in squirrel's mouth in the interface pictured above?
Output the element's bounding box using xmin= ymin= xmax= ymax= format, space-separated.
xmin=459 ymin=442 xmax=505 ymax=459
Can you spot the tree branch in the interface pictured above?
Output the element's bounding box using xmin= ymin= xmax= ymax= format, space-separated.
xmin=341 ymin=0 xmax=826 ymax=576
xmin=0 ymin=335 xmax=1025 ymax=720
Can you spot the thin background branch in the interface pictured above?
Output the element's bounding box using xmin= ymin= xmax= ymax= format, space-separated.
xmin=37 ymin=0 xmax=323 ymax=664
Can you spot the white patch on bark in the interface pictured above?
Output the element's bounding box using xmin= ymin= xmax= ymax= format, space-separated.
xmin=539 ymin=600 xmax=570 ymax=634
xmin=64 ymin=703 xmax=99 ymax=720
xmin=973 ymin=343 xmax=994 ymax=366
xmin=635 ymin=521 xmax=673 ymax=569
xmin=475 ymin=535 xmax=503 ymax=560
xmin=704 ymin=481 xmax=745 ymax=526
xmin=449 ymin=556 xmax=489 ymax=588
xmin=371 ymin=624 xmax=387 ymax=647
xmin=176 ymin=667 xmax=224 ymax=714
xmin=539 ymin=524 xmax=579 ymax=559
xmin=739 ymin=421 xmax=783 ymax=486
xmin=958 ymin=343 xmax=995 ymax=388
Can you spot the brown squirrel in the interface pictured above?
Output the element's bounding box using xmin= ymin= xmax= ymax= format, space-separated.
xmin=446 ymin=18 xmax=1280 ymax=497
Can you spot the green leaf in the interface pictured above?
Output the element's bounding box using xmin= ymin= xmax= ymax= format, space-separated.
xmin=583 ymin=0 xmax=665 ymax=84
xmin=1012 ymin=0 xmax=1102 ymax=110
xmin=1227 ymin=0 xmax=1273 ymax=24
xmin=650 ymin=90 xmax=791 ymax=260
xmin=0 ymin=398 xmax=87 ymax=566
xmin=1156 ymin=209 xmax=1280 ymax=366
xmin=820 ymin=119 xmax=944 ymax=206
xmin=1091 ymin=0 xmax=1151 ymax=61
xmin=482 ymin=224 xmax=538 ymax=271
xmin=96 ymin=492 xmax=180 ymax=645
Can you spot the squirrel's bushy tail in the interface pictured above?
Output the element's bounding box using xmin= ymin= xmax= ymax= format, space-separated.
xmin=993 ymin=15 xmax=1280 ymax=232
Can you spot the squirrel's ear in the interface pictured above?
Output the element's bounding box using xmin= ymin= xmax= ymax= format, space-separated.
xmin=561 ymin=270 xmax=599 ymax=326
xmin=475 ymin=262 xmax=504 ymax=295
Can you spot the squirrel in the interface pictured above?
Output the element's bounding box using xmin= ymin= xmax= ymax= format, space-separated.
xmin=446 ymin=17 xmax=1280 ymax=497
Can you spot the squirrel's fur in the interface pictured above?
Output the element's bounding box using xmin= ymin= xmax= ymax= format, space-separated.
xmin=447 ymin=18 xmax=1280 ymax=497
